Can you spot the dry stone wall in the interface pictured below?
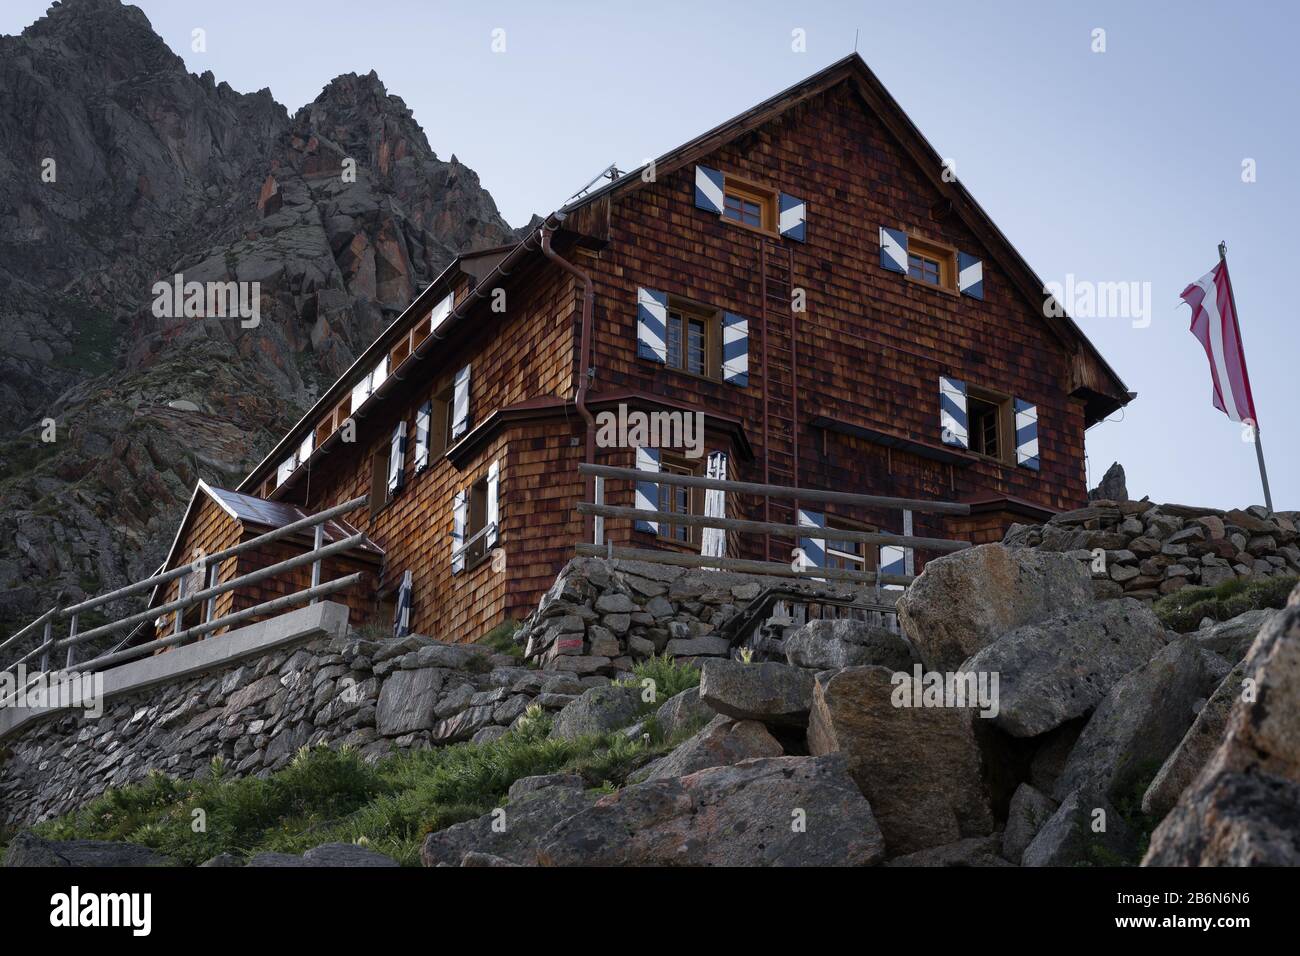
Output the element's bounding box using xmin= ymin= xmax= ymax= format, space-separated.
xmin=513 ymin=557 xmax=867 ymax=675
xmin=0 ymin=630 xmax=595 ymax=828
xmin=1004 ymin=500 xmax=1300 ymax=599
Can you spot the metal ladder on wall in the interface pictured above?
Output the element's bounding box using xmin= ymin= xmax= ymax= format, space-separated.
xmin=760 ymin=238 xmax=799 ymax=562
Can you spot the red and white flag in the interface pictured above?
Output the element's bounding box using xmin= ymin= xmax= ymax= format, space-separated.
xmin=1180 ymin=260 xmax=1258 ymax=424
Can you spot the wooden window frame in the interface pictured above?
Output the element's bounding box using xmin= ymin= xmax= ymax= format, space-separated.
xmin=429 ymin=383 xmax=454 ymax=460
xmin=655 ymin=453 xmax=704 ymax=548
xmin=719 ymin=174 xmax=779 ymax=237
xmin=463 ymin=473 xmax=491 ymax=570
xmin=662 ymin=297 xmax=723 ymax=382
xmin=904 ymin=233 xmax=959 ymax=296
xmin=964 ymin=383 xmax=1016 ymax=466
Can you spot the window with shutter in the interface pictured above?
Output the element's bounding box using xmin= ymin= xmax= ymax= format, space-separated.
xmin=700 ymin=451 xmax=728 ymax=558
xmin=634 ymin=446 xmax=661 ymax=534
xmin=387 ymin=420 xmax=407 ymax=495
xmin=940 ymin=376 xmax=969 ymax=449
xmin=451 ymin=489 xmax=468 ymax=573
xmin=451 ymin=364 xmax=471 ymax=441
xmin=797 ymin=509 xmax=826 ymax=570
xmin=413 ymin=401 xmax=432 ymax=473
xmin=1014 ymin=399 xmax=1040 ymax=470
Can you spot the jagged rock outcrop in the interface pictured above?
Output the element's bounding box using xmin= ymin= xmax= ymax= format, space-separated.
xmin=1088 ymin=461 xmax=1128 ymax=501
xmin=0 ymin=0 xmax=516 ymax=641
xmin=1143 ymin=587 xmax=1300 ymax=865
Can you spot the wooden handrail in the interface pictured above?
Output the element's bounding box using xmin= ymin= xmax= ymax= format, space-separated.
xmin=577 ymin=463 xmax=970 ymax=515
xmin=577 ymin=502 xmax=968 ymax=552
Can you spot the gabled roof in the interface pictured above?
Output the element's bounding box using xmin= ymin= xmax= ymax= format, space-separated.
xmin=565 ymin=53 xmax=1132 ymax=423
xmin=156 ymin=480 xmax=381 ymax=588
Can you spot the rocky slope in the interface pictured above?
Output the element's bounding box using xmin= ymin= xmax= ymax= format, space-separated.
xmin=0 ymin=0 xmax=518 ymax=635
xmin=5 ymin=549 xmax=1299 ymax=866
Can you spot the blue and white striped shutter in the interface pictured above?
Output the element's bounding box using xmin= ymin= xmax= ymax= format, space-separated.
xmin=958 ymin=252 xmax=984 ymax=299
xmin=413 ymin=401 xmax=432 ymax=472
xmin=486 ymin=460 xmax=500 ymax=547
xmin=778 ymin=193 xmax=806 ymax=242
xmin=721 ymin=312 xmax=749 ymax=386
xmin=634 ymin=446 xmax=661 ymax=533
xmin=451 ymin=489 xmax=468 ymax=574
xmin=940 ymin=377 xmax=969 ymax=448
xmin=700 ymin=451 xmax=728 ymax=558
xmin=694 ymin=165 xmax=724 ymax=214
xmin=387 ymin=420 xmax=407 ymax=495
xmin=392 ymin=570 xmax=413 ymax=639
xmin=1014 ymin=399 xmax=1040 ymax=470
xmin=880 ymin=227 xmax=908 ymax=274
xmin=636 ymin=288 xmax=668 ymax=364
xmin=451 ymin=364 xmax=471 ymax=440
xmin=797 ymin=509 xmax=826 ymax=570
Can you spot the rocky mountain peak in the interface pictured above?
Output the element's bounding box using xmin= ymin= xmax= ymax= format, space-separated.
xmin=13 ymin=0 xmax=182 ymax=76
xmin=291 ymin=70 xmax=436 ymax=173
xmin=0 ymin=1 xmax=518 ymax=633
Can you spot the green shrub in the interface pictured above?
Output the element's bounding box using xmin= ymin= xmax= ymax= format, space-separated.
xmin=629 ymin=653 xmax=702 ymax=705
xmin=25 ymin=701 xmax=699 ymax=867
xmin=1153 ymin=575 xmax=1297 ymax=633
xmin=478 ymin=620 xmax=523 ymax=659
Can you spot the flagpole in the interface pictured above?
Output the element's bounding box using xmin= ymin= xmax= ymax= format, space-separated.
xmin=1219 ymin=241 xmax=1274 ymax=512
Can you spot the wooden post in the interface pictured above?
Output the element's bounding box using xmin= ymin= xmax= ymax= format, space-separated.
xmin=310 ymin=524 xmax=324 ymax=604
xmin=65 ymin=614 xmax=78 ymax=669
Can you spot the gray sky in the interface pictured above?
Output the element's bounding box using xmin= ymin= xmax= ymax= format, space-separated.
xmin=6 ymin=0 xmax=1297 ymax=510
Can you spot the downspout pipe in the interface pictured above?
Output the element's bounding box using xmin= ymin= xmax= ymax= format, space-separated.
xmin=539 ymin=226 xmax=597 ymax=543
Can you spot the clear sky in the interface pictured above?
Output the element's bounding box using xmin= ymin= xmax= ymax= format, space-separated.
xmin=6 ymin=0 xmax=1297 ymax=511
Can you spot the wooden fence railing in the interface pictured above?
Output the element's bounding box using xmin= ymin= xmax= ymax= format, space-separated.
xmin=0 ymin=495 xmax=371 ymax=708
xmin=573 ymin=463 xmax=970 ymax=588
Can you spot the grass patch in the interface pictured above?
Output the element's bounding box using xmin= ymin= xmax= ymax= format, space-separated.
xmin=477 ymin=620 xmax=522 ymax=660
xmin=626 ymin=653 xmax=702 ymax=703
xmin=1153 ymin=574 xmax=1297 ymax=633
xmin=26 ymin=703 xmax=699 ymax=867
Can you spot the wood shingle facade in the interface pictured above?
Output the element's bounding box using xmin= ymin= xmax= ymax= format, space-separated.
xmin=161 ymin=55 xmax=1132 ymax=644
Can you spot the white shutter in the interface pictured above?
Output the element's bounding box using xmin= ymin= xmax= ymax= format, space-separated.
xmin=413 ymin=401 xmax=432 ymax=472
xmin=451 ymin=489 xmax=468 ymax=574
xmin=387 ymin=421 xmax=407 ymax=495
xmin=700 ymin=452 xmax=728 ymax=558
xmin=486 ymin=460 xmax=500 ymax=548
xmin=451 ymin=364 xmax=471 ymax=440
